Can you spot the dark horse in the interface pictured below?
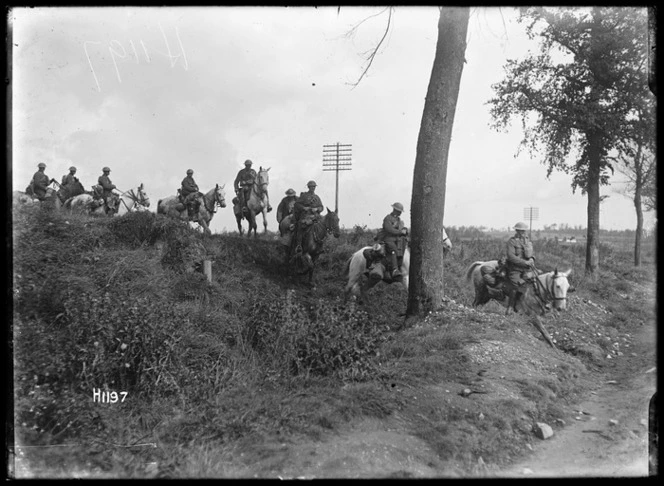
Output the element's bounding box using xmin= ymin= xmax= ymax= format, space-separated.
xmin=55 ymin=179 xmax=86 ymax=206
xmin=288 ymin=208 xmax=340 ymax=288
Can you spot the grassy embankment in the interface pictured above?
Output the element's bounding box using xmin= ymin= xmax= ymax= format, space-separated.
xmin=11 ymin=206 xmax=656 ymax=477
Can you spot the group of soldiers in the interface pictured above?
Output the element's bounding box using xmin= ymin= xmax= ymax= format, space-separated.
xmin=27 ymin=163 xmax=118 ymax=205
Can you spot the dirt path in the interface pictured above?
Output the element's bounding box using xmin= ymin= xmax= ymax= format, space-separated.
xmin=493 ymin=319 xmax=656 ymax=478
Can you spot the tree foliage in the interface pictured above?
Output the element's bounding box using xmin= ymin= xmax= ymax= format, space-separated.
xmin=487 ymin=7 xmax=651 ymax=276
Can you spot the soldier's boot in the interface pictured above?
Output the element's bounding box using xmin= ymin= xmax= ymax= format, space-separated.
xmin=388 ymin=253 xmax=401 ymax=279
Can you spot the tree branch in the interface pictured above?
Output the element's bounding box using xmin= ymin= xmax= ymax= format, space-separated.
xmin=348 ymin=7 xmax=393 ymax=88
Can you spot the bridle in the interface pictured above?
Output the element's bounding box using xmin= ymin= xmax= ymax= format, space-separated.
xmin=204 ymin=186 xmax=225 ymax=214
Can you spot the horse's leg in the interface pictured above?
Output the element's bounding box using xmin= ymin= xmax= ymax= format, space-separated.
xmin=262 ymin=209 xmax=268 ymax=234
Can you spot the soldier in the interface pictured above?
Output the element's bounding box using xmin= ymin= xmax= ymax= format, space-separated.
xmin=97 ymin=167 xmax=118 ymax=207
xmin=180 ymin=169 xmax=201 ymax=218
xmin=61 ymin=166 xmax=78 ymax=188
xmin=234 ymin=159 xmax=257 ymax=214
xmin=505 ymin=222 xmax=537 ymax=286
xmin=29 ymin=162 xmax=51 ymax=200
xmin=292 ymin=181 xmax=324 ymax=253
xmin=375 ymin=202 xmax=409 ymax=279
xmin=276 ymin=188 xmax=298 ymax=235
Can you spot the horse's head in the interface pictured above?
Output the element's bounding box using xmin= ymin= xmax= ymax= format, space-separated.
xmin=137 ymin=183 xmax=150 ymax=208
xmin=546 ymin=268 xmax=573 ymax=311
xmin=325 ymin=207 xmax=341 ymax=238
xmin=215 ymin=184 xmax=227 ymax=208
xmin=257 ymin=167 xmax=270 ymax=188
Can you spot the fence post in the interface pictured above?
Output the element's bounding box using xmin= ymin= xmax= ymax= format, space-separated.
xmin=203 ymin=260 xmax=212 ymax=282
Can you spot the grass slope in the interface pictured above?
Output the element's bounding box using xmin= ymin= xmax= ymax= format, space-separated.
xmin=10 ymin=206 xmax=656 ymax=478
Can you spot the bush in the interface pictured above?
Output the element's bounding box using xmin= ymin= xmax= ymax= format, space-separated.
xmin=245 ymin=293 xmax=390 ymax=380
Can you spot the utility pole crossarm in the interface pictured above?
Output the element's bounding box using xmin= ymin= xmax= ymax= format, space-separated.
xmin=322 ymin=142 xmax=353 ymax=214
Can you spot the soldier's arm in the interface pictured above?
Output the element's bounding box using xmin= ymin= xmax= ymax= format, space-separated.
xmin=382 ymin=217 xmax=402 ymax=236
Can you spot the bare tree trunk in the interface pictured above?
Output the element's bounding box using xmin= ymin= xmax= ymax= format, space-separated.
xmin=406 ymin=7 xmax=469 ymax=319
xmin=634 ymin=184 xmax=643 ymax=267
xmin=585 ymin=137 xmax=602 ymax=280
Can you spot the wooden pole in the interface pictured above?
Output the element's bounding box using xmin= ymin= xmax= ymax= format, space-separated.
xmin=203 ymin=260 xmax=212 ymax=282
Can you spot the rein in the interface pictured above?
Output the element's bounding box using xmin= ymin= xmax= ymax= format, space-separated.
xmin=203 ymin=188 xmax=224 ymax=215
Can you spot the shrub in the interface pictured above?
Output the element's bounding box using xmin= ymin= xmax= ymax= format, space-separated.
xmin=244 ymin=293 xmax=390 ymax=380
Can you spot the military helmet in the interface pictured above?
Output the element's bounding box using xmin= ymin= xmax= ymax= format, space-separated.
xmin=307 ymin=180 xmax=317 ymax=188
xmin=514 ymin=222 xmax=528 ymax=231
xmin=187 ymin=169 xmax=194 ymax=175
xmin=285 ymin=188 xmax=296 ymax=196
xmin=38 ymin=162 xmax=46 ymax=169
xmin=391 ymin=202 xmax=404 ymax=212
xmin=102 ymin=167 xmax=111 ymax=172
xmin=69 ymin=166 xmax=77 ymax=172
xmin=244 ymin=159 xmax=253 ymax=166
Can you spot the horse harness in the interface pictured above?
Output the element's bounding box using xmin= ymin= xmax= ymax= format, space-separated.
xmin=524 ymin=271 xmax=566 ymax=313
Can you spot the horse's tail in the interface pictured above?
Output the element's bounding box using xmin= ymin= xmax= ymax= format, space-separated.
xmin=466 ymin=261 xmax=484 ymax=282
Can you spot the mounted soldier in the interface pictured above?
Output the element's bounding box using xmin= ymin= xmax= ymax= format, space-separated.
xmin=276 ymin=188 xmax=298 ymax=237
xmin=375 ymin=202 xmax=409 ymax=279
xmin=292 ymin=180 xmax=324 ymax=255
xmin=180 ymin=169 xmax=202 ymax=219
xmin=95 ymin=167 xmax=119 ymax=214
xmin=27 ymin=162 xmax=50 ymax=201
xmin=61 ymin=166 xmax=78 ymax=188
xmin=234 ymin=159 xmax=257 ymax=214
xmin=505 ymin=222 xmax=537 ymax=285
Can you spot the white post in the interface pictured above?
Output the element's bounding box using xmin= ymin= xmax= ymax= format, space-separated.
xmin=203 ymin=260 xmax=212 ymax=282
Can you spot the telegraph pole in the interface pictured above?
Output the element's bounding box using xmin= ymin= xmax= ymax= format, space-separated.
xmin=322 ymin=142 xmax=352 ymax=213
xmin=523 ymin=206 xmax=539 ymax=239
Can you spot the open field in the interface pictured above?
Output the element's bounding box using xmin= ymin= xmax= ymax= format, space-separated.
xmin=9 ymin=207 xmax=657 ymax=478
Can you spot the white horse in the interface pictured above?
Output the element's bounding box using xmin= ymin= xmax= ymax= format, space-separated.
xmin=64 ymin=192 xmax=119 ymax=215
xmin=344 ymin=228 xmax=451 ymax=302
xmin=466 ymin=260 xmax=574 ymax=313
xmin=157 ymin=184 xmax=226 ymax=235
xmin=115 ymin=184 xmax=151 ymax=216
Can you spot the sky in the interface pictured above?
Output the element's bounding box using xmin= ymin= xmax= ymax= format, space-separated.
xmin=9 ymin=6 xmax=656 ymax=235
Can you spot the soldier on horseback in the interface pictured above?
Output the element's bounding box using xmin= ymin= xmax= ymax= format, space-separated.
xmin=96 ymin=167 xmax=119 ymax=214
xmin=505 ymin=221 xmax=550 ymax=311
xmin=27 ymin=162 xmax=50 ymax=201
xmin=180 ymin=169 xmax=202 ymax=219
xmin=234 ymin=159 xmax=257 ymax=214
xmin=292 ymin=180 xmax=324 ymax=255
xmin=375 ymin=202 xmax=409 ymax=279
xmin=276 ymin=188 xmax=297 ymax=237
xmin=61 ymin=166 xmax=78 ymax=188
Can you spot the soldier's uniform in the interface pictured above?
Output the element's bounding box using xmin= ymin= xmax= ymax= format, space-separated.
xmin=234 ymin=160 xmax=257 ymax=212
xmin=506 ymin=222 xmax=535 ymax=285
xmin=277 ymin=189 xmax=298 ymax=237
xmin=180 ymin=170 xmax=201 ymax=218
xmin=292 ymin=181 xmax=324 ymax=252
xmin=30 ymin=163 xmax=50 ymax=200
xmin=375 ymin=202 xmax=408 ymax=278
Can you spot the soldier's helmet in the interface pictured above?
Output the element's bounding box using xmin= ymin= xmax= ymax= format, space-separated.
xmin=102 ymin=167 xmax=111 ymax=172
xmin=307 ymin=180 xmax=317 ymax=188
xmin=391 ymin=202 xmax=404 ymax=212
xmin=38 ymin=163 xmax=46 ymax=169
xmin=514 ymin=222 xmax=528 ymax=231
xmin=244 ymin=160 xmax=253 ymax=166
xmin=187 ymin=169 xmax=194 ymax=175
xmin=286 ymin=188 xmax=296 ymax=196
xmin=69 ymin=166 xmax=77 ymax=172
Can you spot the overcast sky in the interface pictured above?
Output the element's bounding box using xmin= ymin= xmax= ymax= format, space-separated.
xmin=10 ymin=6 xmax=655 ymax=234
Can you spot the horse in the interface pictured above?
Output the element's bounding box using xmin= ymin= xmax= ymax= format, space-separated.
xmin=234 ymin=167 xmax=271 ymax=238
xmin=288 ymin=208 xmax=340 ymax=288
xmin=466 ymin=260 xmax=574 ymax=314
xmin=344 ymin=245 xmax=411 ymax=303
xmin=344 ymin=227 xmax=451 ymax=302
xmin=20 ymin=181 xmax=61 ymax=210
xmin=115 ymin=183 xmax=150 ymax=216
xmin=54 ymin=179 xmax=86 ymax=206
xmin=157 ymin=184 xmax=226 ymax=235
xmin=64 ymin=192 xmax=120 ymax=215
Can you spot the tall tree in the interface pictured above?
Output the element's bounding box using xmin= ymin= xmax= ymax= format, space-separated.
xmin=488 ymin=7 xmax=649 ymax=279
xmin=406 ymin=7 xmax=469 ymax=318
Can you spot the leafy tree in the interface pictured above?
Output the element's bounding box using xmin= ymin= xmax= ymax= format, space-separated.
xmin=406 ymin=7 xmax=470 ymax=319
xmin=488 ymin=7 xmax=650 ymax=278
